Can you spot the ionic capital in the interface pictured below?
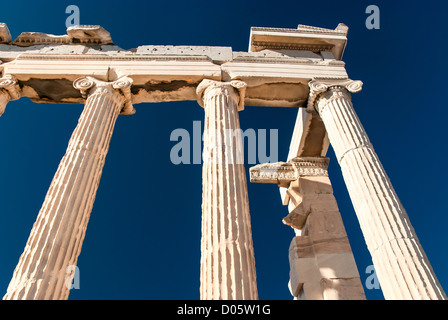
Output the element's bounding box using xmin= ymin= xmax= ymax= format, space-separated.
xmin=73 ymin=76 xmax=135 ymax=115
xmin=196 ymin=79 xmax=247 ymax=111
xmin=0 ymin=74 xmax=21 ymax=101
xmin=307 ymin=78 xmax=363 ymax=112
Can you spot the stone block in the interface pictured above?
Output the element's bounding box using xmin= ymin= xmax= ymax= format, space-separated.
xmin=307 ymin=209 xmax=347 ymax=235
xmin=290 ymin=256 xmax=320 ymax=286
xmin=298 ymin=176 xmax=333 ymax=194
xmin=283 ymin=201 xmax=310 ymax=230
xmin=316 ymin=253 xmax=361 ymax=279
xmin=302 ymin=281 xmax=324 ymax=300
xmin=321 ymin=278 xmax=366 ymax=300
xmin=308 ymin=232 xmax=352 ymax=255
xmin=309 ymin=194 xmax=339 ymax=213
xmin=291 ymin=236 xmax=314 ymax=258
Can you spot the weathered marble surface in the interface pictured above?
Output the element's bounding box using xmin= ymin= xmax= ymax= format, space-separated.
xmin=0 ymin=23 xmax=348 ymax=107
xmin=197 ymin=80 xmax=258 ymax=300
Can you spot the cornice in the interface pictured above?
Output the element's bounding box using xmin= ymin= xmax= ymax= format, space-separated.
xmin=251 ymin=24 xmax=348 ymax=37
xmin=11 ymin=25 xmax=113 ymax=47
xmin=249 ymin=24 xmax=348 ymax=60
xmin=250 ymin=157 xmax=329 ymax=187
xmin=15 ymin=53 xmax=213 ymax=62
xmin=231 ymin=55 xmax=345 ymax=66
xmin=251 ymin=41 xmax=334 ymax=54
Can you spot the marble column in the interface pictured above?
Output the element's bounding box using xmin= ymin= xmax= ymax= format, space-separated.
xmin=3 ymin=76 xmax=133 ymax=300
xmin=0 ymin=74 xmax=20 ymax=116
xmin=196 ymin=79 xmax=258 ymax=300
xmin=308 ymin=79 xmax=446 ymax=300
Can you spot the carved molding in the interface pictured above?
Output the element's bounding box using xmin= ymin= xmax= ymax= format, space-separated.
xmin=66 ymin=25 xmax=113 ymax=45
xmin=290 ymin=157 xmax=330 ymax=176
xmin=250 ymin=24 xmax=348 ymax=60
xmin=252 ymin=25 xmax=348 ymax=36
xmin=250 ymin=157 xmax=330 ymax=231
xmin=250 ymin=156 xmax=329 ymax=187
xmin=196 ymin=79 xmax=247 ymax=111
xmin=73 ymin=76 xmax=135 ymax=115
xmin=12 ymin=25 xmax=113 ymax=47
xmin=12 ymin=33 xmax=70 ymax=47
xmin=16 ymin=54 xmax=212 ymax=63
xmin=250 ymin=162 xmax=295 ymax=187
xmin=251 ymin=41 xmax=334 ymax=53
xmin=307 ymin=78 xmax=363 ymax=111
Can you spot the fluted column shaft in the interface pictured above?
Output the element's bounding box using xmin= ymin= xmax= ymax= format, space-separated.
xmin=309 ymin=80 xmax=446 ymax=300
xmin=197 ymin=79 xmax=258 ymax=300
xmin=3 ymin=76 xmax=133 ymax=300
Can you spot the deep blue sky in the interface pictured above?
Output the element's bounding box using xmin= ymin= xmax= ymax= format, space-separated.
xmin=0 ymin=0 xmax=447 ymax=300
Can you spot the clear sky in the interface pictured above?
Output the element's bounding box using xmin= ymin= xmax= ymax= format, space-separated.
xmin=0 ymin=0 xmax=447 ymax=300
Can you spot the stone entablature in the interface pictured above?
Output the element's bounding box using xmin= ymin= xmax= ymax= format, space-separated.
xmin=0 ymin=23 xmax=348 ymax=108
